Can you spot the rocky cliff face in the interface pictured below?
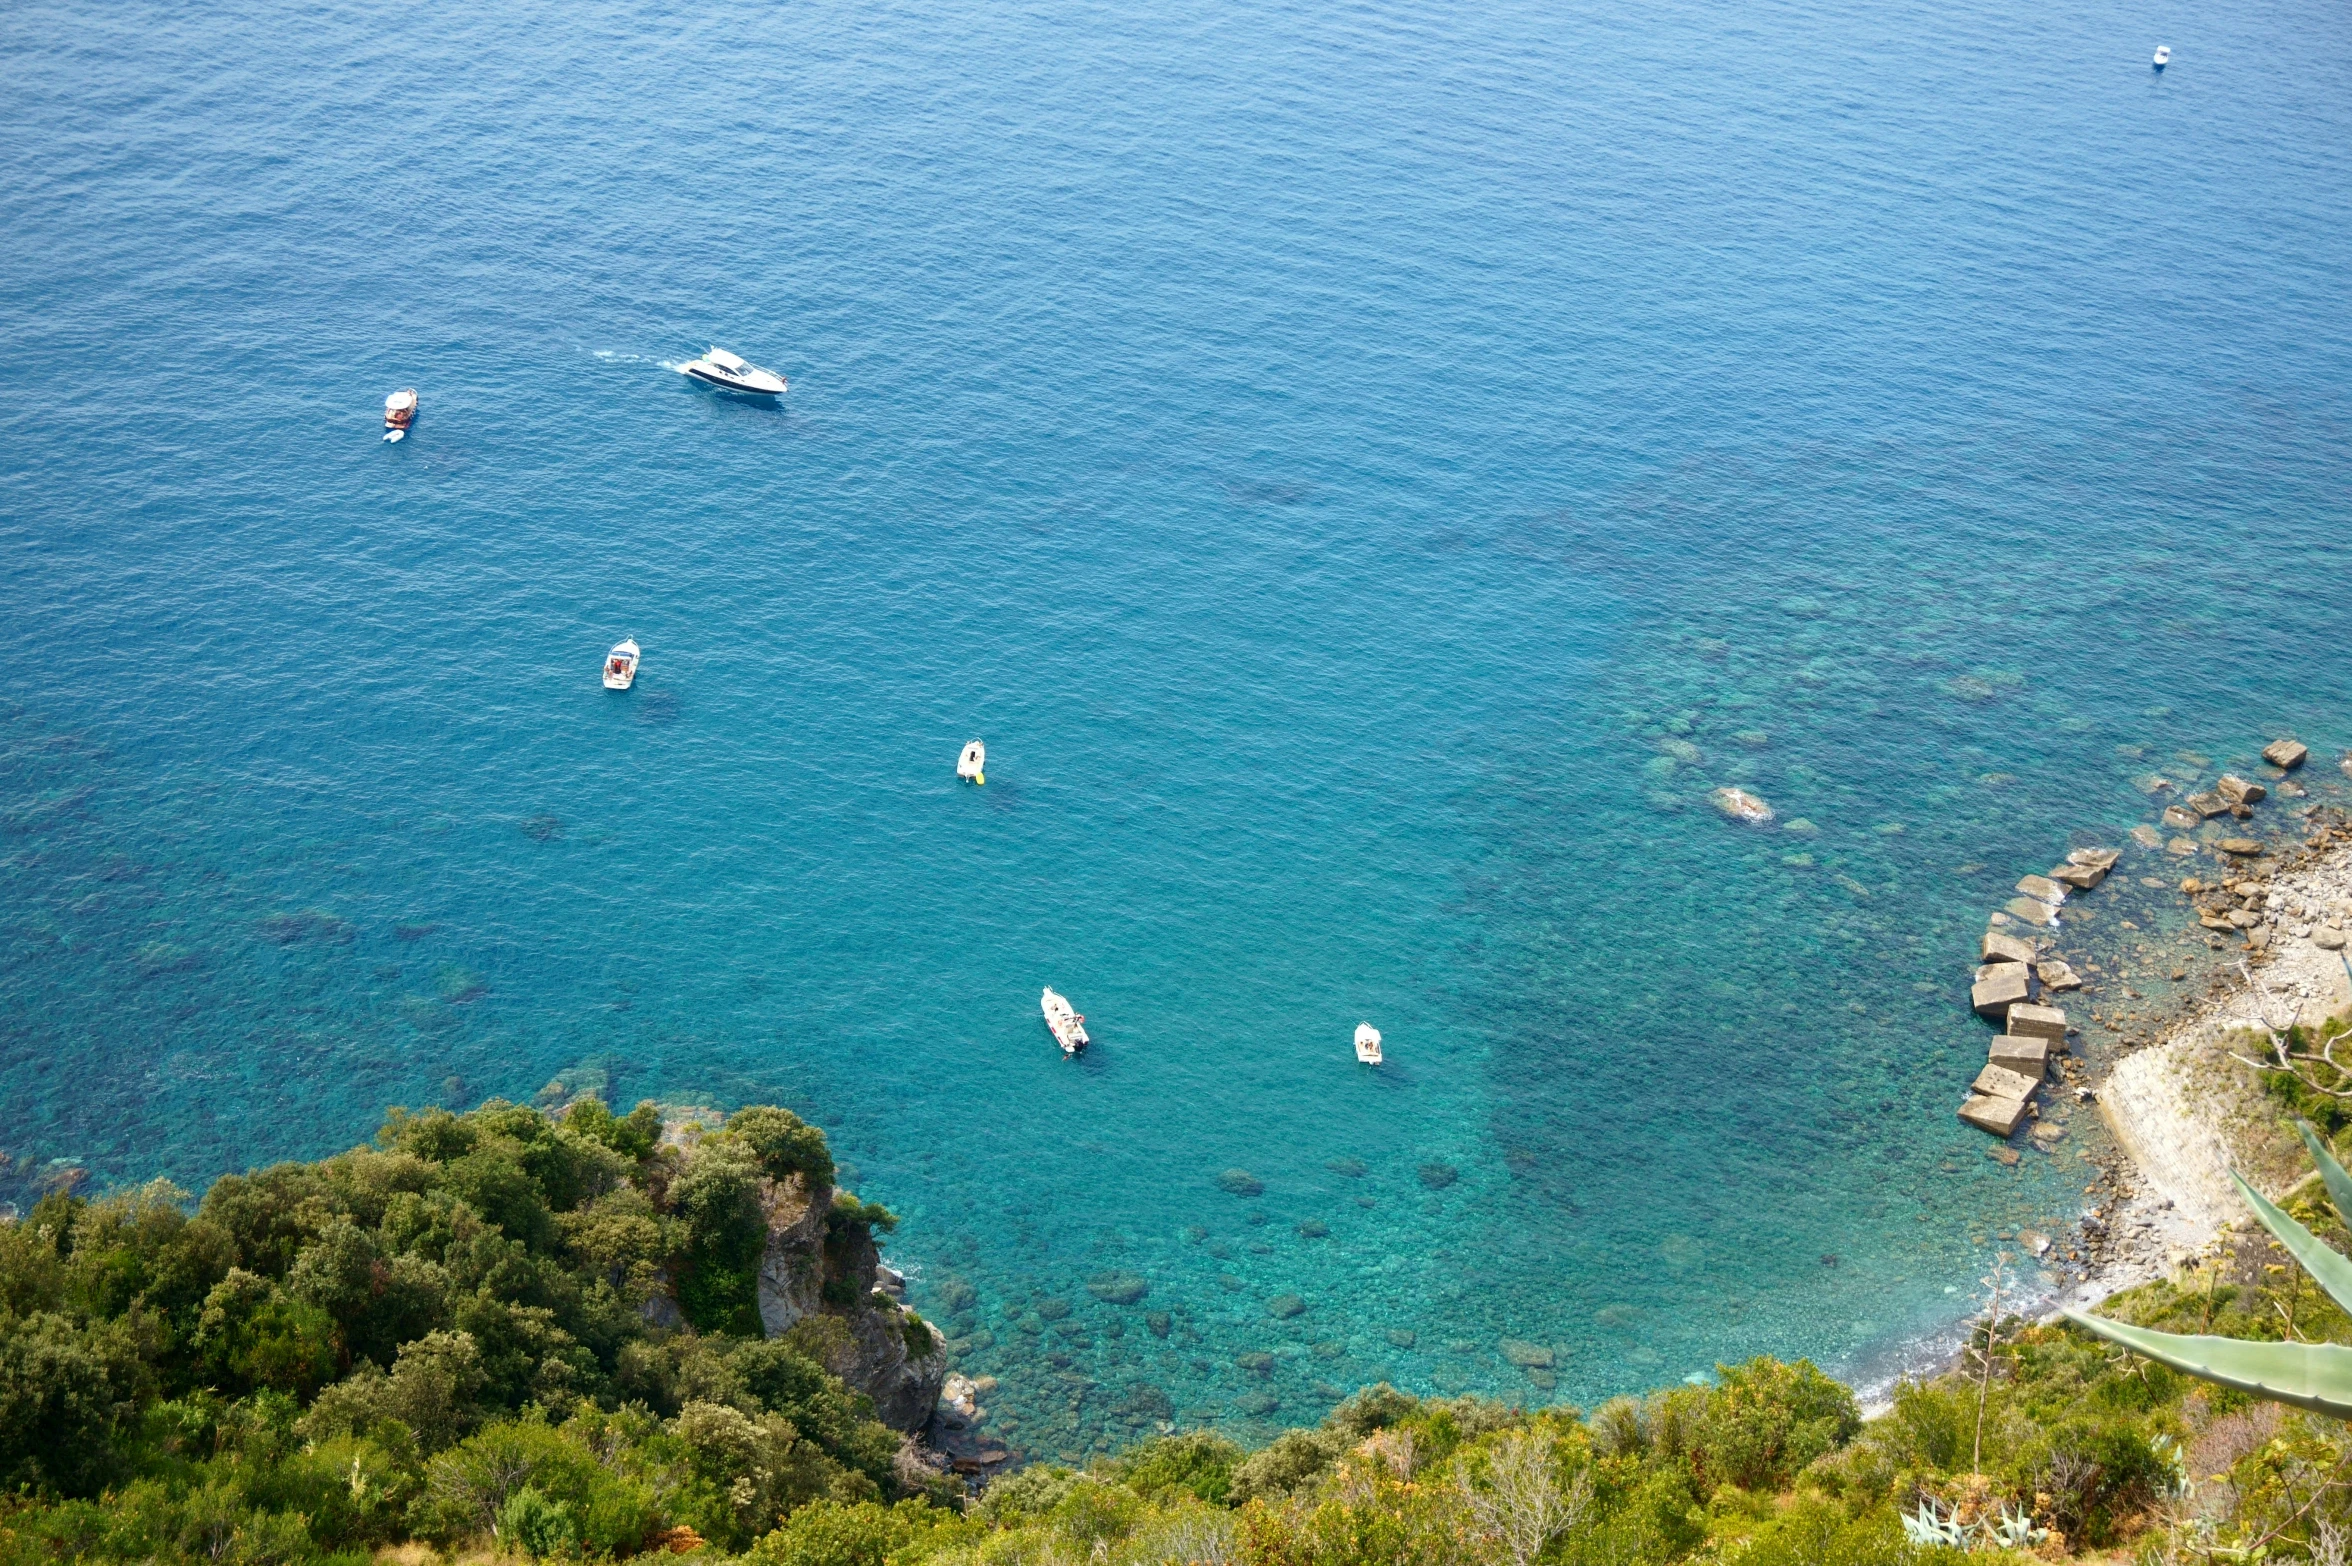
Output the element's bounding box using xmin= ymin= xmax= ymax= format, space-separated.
xmin=753 ymin=1173 xmax=946 ymax=1432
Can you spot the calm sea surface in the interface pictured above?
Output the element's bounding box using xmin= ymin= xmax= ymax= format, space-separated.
xmin=6 ymin=0 xmax=2352 ymax=1458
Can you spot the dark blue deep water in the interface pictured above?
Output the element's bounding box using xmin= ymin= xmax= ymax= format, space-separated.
xmin=6 ymin=0 xmax=2352 ymax=1459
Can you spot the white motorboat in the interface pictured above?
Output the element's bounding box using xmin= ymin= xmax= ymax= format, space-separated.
xmin=603 ymin=638 xmax=640 ymax=691
xmin=1041 ymin=987 xmax=1089 ymax=1055
xmin=957 ymin=739 xmax=986 ymax=784
xmin=2152 ymin=44 xmax=2170 ymax=67
xmin=1354 ymin=1023 xmax=1383 ymax=1066
xmin=383 ymin=388 xmax=417 ymax=442
xmin=679 ymin=347 xmax=787 ymax=396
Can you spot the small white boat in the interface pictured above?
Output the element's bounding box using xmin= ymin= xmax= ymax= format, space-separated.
xmin=679 ymin=347 xmax=787 ymax=396
xmin=1354 ymin=1023 xmax=1383 ymax=1066
xmin=1041 ymin=987 xmax=1089 ymax=1055
xmin=2152 ymin=44 xmax=2170 ymax=67
xmin=957 ymin=739 xmax=986 ymax=784
xmin=383 ymin=388 xmax=417 ymax=442
xmin=603 ymin=638 xmax=640 ymax=691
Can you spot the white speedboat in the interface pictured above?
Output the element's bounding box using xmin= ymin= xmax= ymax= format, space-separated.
xmin=957 ymin=739 xmax=986 ymax=784
xmin=603 ymin=638 xmax=640 ymax=691
xmin=383 ymin=388 xmax=417 ymax=442
xmin=1354 ymin=1023 xmax=1383 ymax=1066
xmin=679 ymin=347 xmax=787 ymax=396
xmin=2152 ymin=44 xmax=2170 ymax=67
xmin=1041 ymin=987 xmax=1089 ymax=1055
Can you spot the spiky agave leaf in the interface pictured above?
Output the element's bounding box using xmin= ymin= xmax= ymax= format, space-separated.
xmin=2296 ymin=1121 xmax=2352 ymax=1231
xmin=2234 ymin=1169 xmax=2352 ymax=1317
xmin=2058 ymin=1311 xmax=2352 ymax=1420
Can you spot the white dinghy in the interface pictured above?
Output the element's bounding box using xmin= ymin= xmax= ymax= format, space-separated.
xmin=1354 ymin=1023 xmax=1383 ymax=1066
xmin=1041 ymin=987 xmax=1090 ymax=1056
xmin=603 ymin=638 xmax=640 ymax=691
xmin=2152 ymin=44 xmax=2170 ymax=67
xmin=957 ymin=739 xmax=986 ymax=784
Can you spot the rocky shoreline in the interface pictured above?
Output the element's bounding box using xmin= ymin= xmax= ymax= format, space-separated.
xmin=1948 ymin=740 xmax=2352 ymax=1324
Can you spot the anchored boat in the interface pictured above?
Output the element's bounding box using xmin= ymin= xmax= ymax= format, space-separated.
xmin=1354 ymin=1023 xmax=1383 ymax=1066
xmin=1041 ymin=987 xmax=1089 ymax=1055
xmin=383 ymin=388 xmax=417 ymax=442
xmin=2152 ymin=44 xmax=2170 ymax=67
xmin=957 ymin=739 xmax=986 ymax=784
xmin=603 ymin=638 xmax=640 ymax=691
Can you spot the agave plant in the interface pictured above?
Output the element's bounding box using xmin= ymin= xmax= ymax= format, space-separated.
xmin=2063 ymin=1124 xmax=2352 ymax=1418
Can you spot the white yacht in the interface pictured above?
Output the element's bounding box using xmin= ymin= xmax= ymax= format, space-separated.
xmin=1041 ymin=987 xmax=1089 ymax=1055
xmin=383 ymin=388 xmax=416 ymax=442
xmin=957 ymin=739 xmax=986 ymax=784
xmin=2152 ymin=44 xmax=2170 ymax=67
xmin=603 ymin=638 xmax=640 ymax=691
xmin=1354 ymin=1023 xmax=1383 ymax=1066
xmin=679 ymin=347 xmax=787 ymax=396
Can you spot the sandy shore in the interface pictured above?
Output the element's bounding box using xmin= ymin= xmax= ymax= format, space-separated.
xmin=2050 ymin=829 xmax=2352 ymax=1317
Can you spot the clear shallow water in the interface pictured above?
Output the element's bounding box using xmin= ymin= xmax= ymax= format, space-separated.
xmin=5 ymin=0 xmax=2352 ymax=1459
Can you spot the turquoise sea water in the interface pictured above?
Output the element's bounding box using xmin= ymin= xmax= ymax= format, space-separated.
xmin=7 ymin=0 xmax=2352 ymax=1459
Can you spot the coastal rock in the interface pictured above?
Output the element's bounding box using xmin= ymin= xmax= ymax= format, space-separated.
xmin=2004 ymin=896 xmax=2059 ymax=926
xmin=746 ymin=1173 xmax=946 ymax=1432
xmin=2034 ymin=959 xmax=2082 ymax=991
xmin=2186 ymin=792 xmax=2230 ymax=819
xmin=2264 ymin=739 xmax=2308 ymax=770
xmin=1972 ymin=1063 xmax=2040 ymax=1101
xmin=2217 ymin=838 xmax=2263 ymax=857
xmin=2162 ymin=805 xmax=2201 ymax=831
xmin=1988 ymin=1035 xmax=2051 ymax=1080
xmin=1086 ymin=1271 xmax=1150 ymax=1305
xmin=2050 ymin=862 xmax=2108 ymax=891
xmin=2131 ymin=825 xmax=2164 ymax=849
xmin=1267 ymin=1294 xmax=1307 ymax=1319
xmin=2167 ymin=837 xmax=2201 ymax=856
xmin=2217 ymin=774 xmax=2266 ymax=805
xmin=2008 ymin=1003 xmax=2068 ymax=1043
xmin=1217 ymin=1169 xmax=1264 ymax=1197
xmin=1710 ymin=787 xmax=1775 ymax=825
xmin=2015 ymin=874 xmax=2066 ymax=905
xmin=1980 ymin=931 xmax=2037 ymax=966
xmin=1971 ymin=966 xmax=2031 ymax=1018
xmin=1959 ymin=1094 xmax=2030 ymax=1137
xmin=1498 ymin=1339 xmax=1556 ymax=1370
xmin=2067 ymin=847 xmax=2122 ymax=870
xmin=2315 ymin=927 xmax=2347 ymax=951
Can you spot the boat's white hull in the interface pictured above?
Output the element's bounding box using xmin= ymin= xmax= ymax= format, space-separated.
xmin=683 ymin=364 xmax=787 ymax=396
xmin=1042 ymin=988 xmax=1089 ymax=1055
xmin=604 ymin=639 xmax=640 ymax=691
xmin=957 ymin=740 xmax=986 ymax=783
xmin=1354 ymin=1024 xmax=1383 ymax=1066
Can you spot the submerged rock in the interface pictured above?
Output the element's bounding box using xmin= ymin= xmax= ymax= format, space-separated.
xmin=1710 ymin=786 xmax=1775 ymax=825
xmin=2264 ymin=739 xmax=2309 ymax=770
xmin=1267 ymin=1294 xmax=1307 ymax=1320
xmin=1216 ymin=1169 xmax=1264 ymax=1197
xmin=1086 ymin=1271 xmax=1150 ymax=1305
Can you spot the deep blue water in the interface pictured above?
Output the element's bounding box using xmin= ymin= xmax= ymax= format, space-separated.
xmin=6 ymin=0 xmax=2352 ymax=1459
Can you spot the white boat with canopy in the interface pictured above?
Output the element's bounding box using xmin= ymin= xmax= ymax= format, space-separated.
xmin=957 ymin=739 xmax=986 ymax=783
xmin=603 ymin=638 xmax=640 ymax=691
xmin=1354 ymin=1023 xmax=1383 ymax=1065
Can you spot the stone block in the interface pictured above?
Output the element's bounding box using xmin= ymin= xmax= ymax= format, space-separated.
xmin=2050 ymin=862 xmax=2108 ymax=890
xmin=2130 ymin=824 xmax=2163 ymax=848
xmin=1980 ymin=931 xmax=2037 ymax=966
xmin=1973 ymin=1063 xmax=2041 ymax=1100
xmin=2008 ymin=1003 xmax=2067 ymax=1042
xmin=2264 ymin=739 xmax=2309 ymax=770
xmin=2015 ymin=874 xmax=2066 ymax=904
xmin=2067 ymin=847 xmax=2122 ymax=870
xmin=2005 ymin=896 xmax=2058 ymax=926
xmin=1972 ymin=966 xmax=2031 ymax=1019
xmin=2217 ymin=774 xmax=2266 ymax=805
xmin=1959 ymin=1094 xmax=2030 ymax=1137
xmin=2217 ymin=838 xmax=2263 ymax=857
xmin=2186 ymin=791 xmax=2229 ymax=818
xmin=2162 ymin=805 xmax=2200 ymax=830
xmin=1988 ymin=1035 xmax=2051 ymax=1079
xmin=2035 ymin=959 xmax=2082 ymax=991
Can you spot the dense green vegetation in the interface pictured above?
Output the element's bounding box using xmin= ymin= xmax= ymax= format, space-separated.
xmin=14 ymin=1095 xmax=2352 ymax=1565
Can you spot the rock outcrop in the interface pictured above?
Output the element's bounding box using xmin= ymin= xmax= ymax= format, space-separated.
xmin=747 ymin=1172 xmax=947 ymax=1433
